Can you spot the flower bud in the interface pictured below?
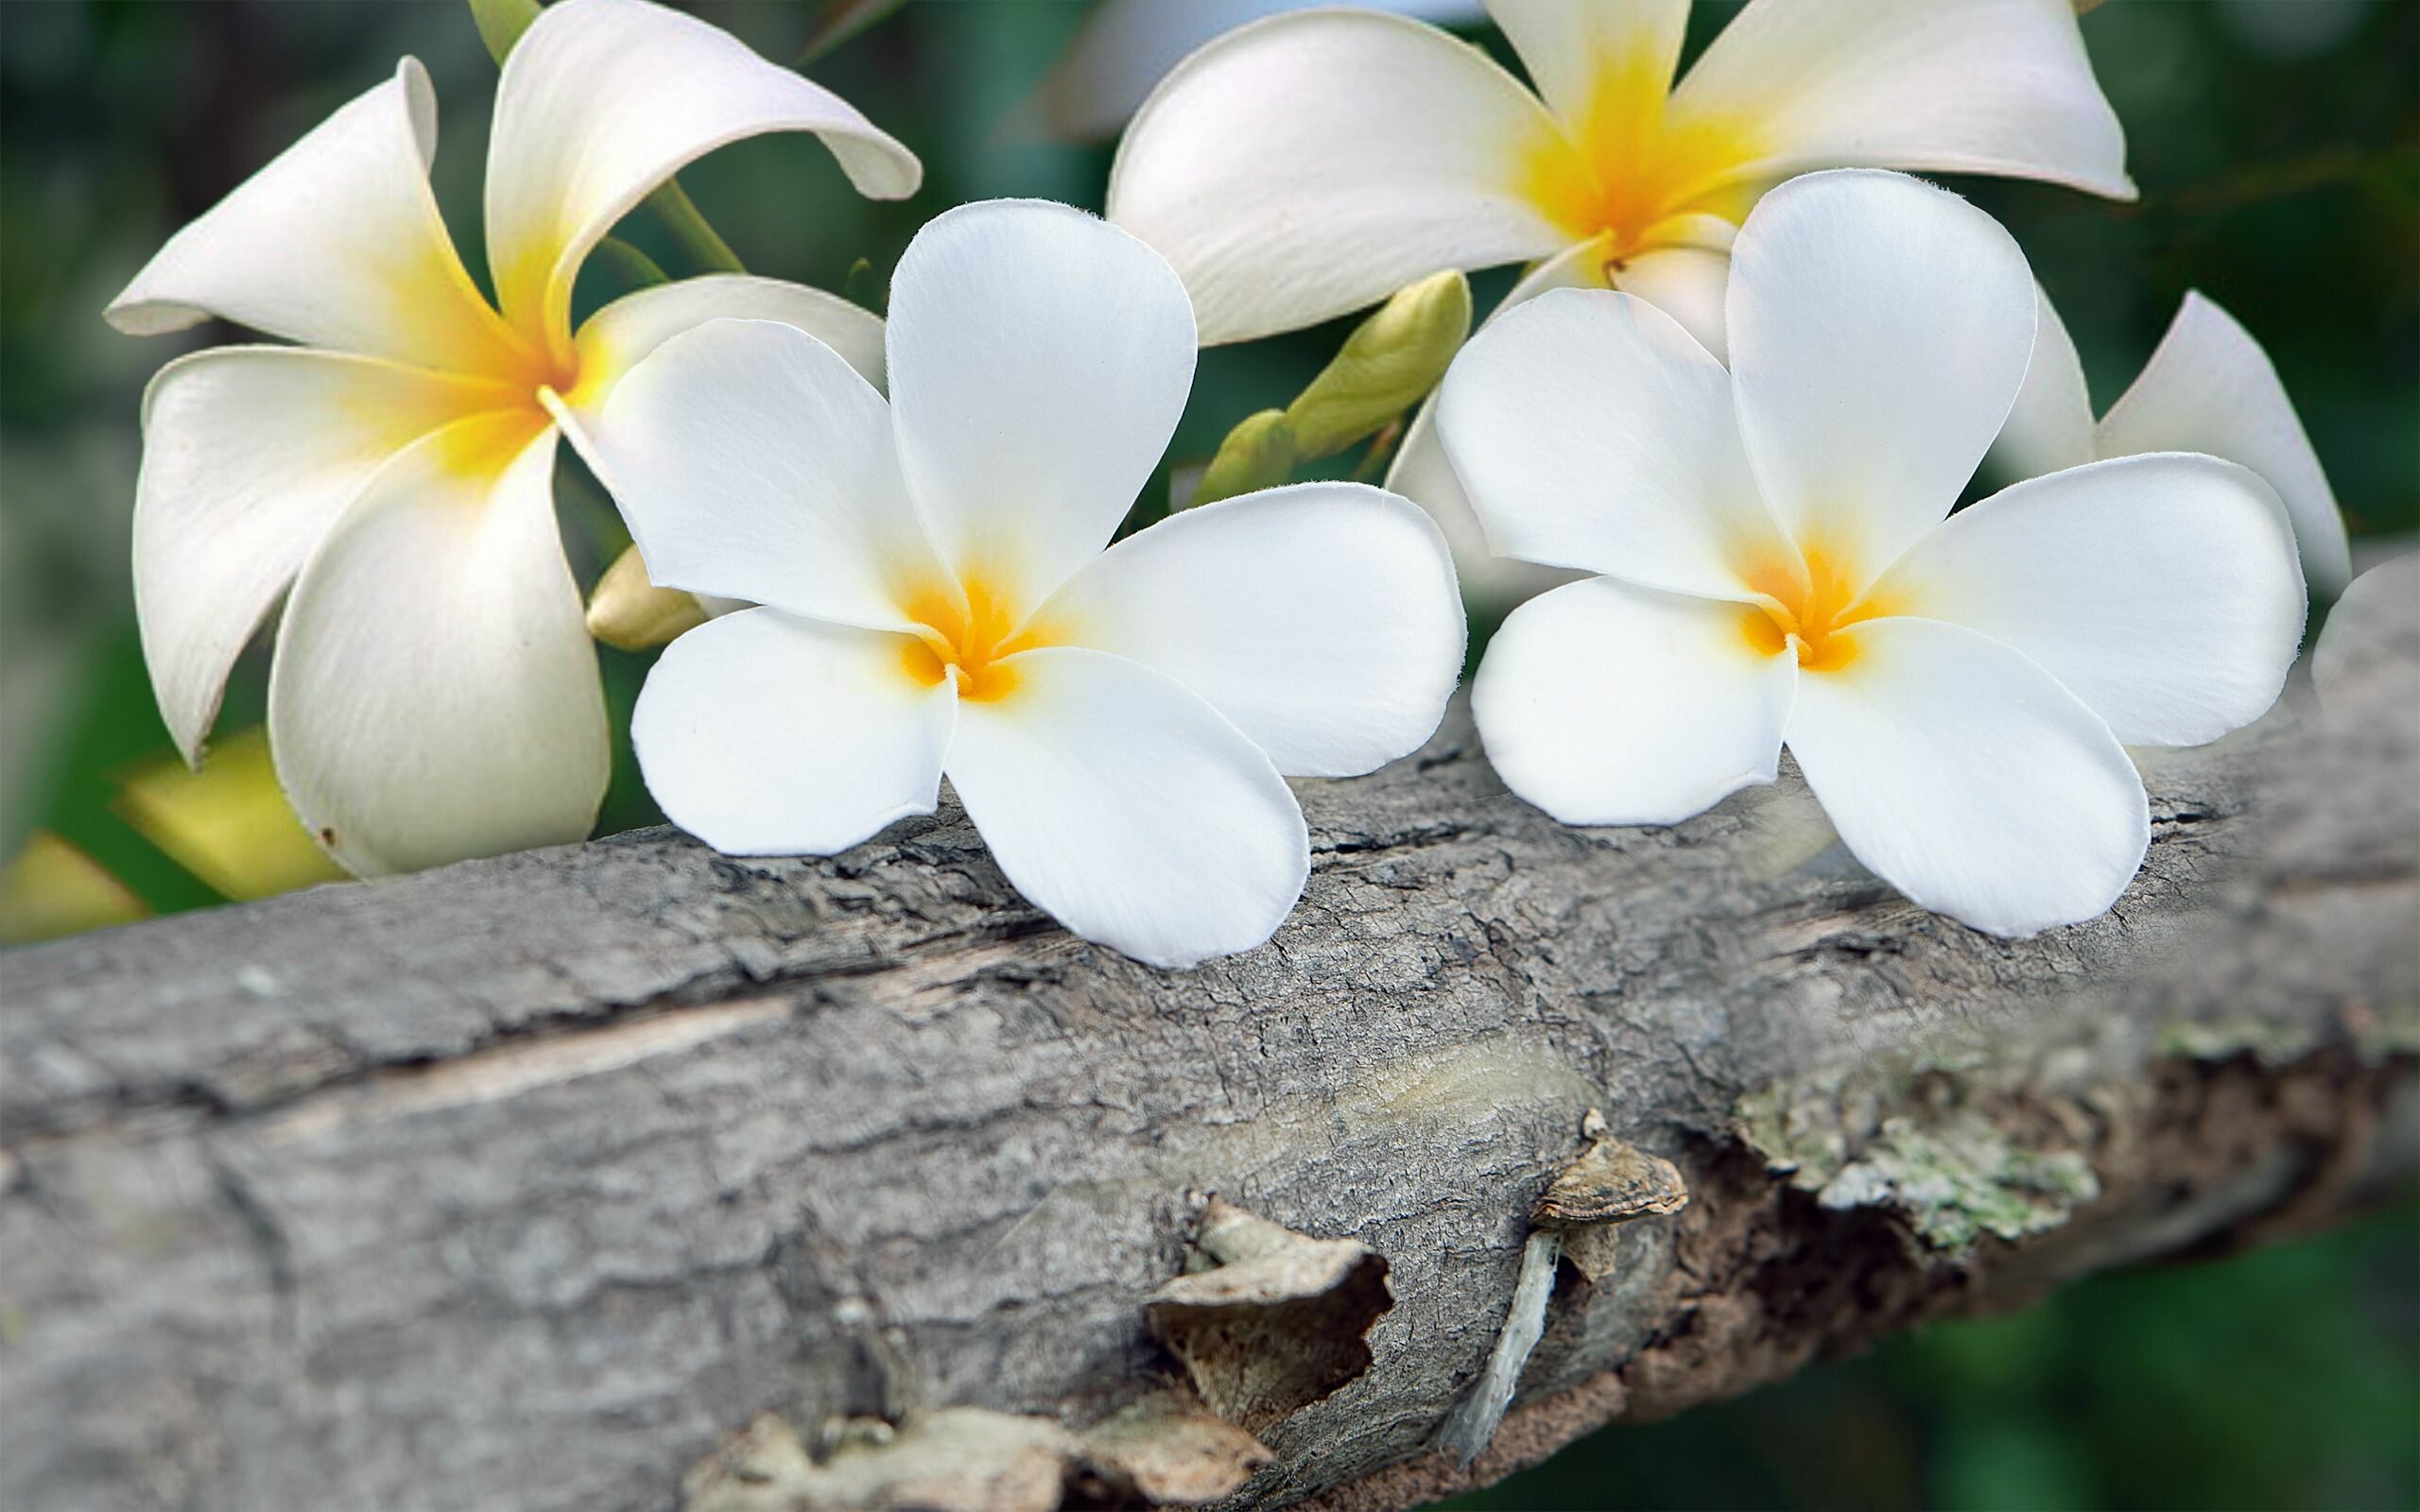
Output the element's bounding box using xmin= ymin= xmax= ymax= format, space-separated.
xmin=1190 ymin=408 xmax=1297 ymax=507
xmin=1284 ymin=268 xmax=1471 ymax=459
xmin=587 ymin=543 xmax=709 ymax=651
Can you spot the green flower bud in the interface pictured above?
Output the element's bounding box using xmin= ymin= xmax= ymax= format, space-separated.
xmin=1283 ymin=268 xmax=1471 ymax=460
xmin=1191 ymin=408 xmax=1298 ymax=508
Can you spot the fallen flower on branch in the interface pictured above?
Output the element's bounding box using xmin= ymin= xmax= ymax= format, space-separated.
xmin=1442 ymin=169 xmax=2307 ymax=936
xmin=593 ymin=199 xmax=1465 ymax=968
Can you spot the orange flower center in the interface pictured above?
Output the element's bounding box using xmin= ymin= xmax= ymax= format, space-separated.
xmin=1737 ymin=546 xmax=1891 ymax=674
xmin=897 ymin=576 xmax=1055 ymax=703
xmin=1517 ymin=60 xmax=1762 ymax=268
xmin=428 ymin=311 xmax=592 ymax=478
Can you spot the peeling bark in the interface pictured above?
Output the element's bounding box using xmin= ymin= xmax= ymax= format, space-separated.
xmin=1146 ymin=1197 xmax=1393 ymax=1434
xmin=2 ymin=560 xmax=2415 ymax=1512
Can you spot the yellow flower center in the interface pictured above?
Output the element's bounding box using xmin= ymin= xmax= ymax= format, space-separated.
xmin=509 ymin=334 xmax=592 ymax=410
xmin=896 ymin=576 xmax=1058 ymax=703
xmin=418 ymin=251 xmax=605 ymax=478
xmin=1518 ymin=60 xmax=1762 ymax=269
xmin=1737 ymin=545 xmax=1891 ymax=674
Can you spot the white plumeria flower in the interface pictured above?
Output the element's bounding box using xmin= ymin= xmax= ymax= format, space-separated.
xmin=1442 ymin=171 xmax=2307 ymax=936
xmin=108 ymin=0 xmax=918 ymax=875
xmin=1105 ymin=0 xmax=2135 ymax=603
xmin=592 ymin=200 xmax=1465 ymax=968
xmin=1992 ymin=286 xmax=2356 ymax=598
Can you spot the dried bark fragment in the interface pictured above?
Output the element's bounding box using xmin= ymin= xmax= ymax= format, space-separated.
xmin=1078 ymin=1389 xmax=1274 ymax=1505
xmin=682 ymin=1394 xmax=1272 ymax=1512
xmin=1433 ymin=1229 xmax=1564 ymax=1467
xmin=1547 ymin=1117 xmax=1691 ymax=1282
xmin=683 ymin=1410 xmax=1076 ymax=1512
xmin=1145 ymin=1197 xmax=1393 ymax=1432
xmin=1440 ymin=1115 xmax=1692 ymax=1464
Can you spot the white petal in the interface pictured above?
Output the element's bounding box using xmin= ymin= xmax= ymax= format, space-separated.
xmin=484 ymin=0 xmax=918 ymax=346
xmin=1871 ymin=454 xmax=2305 ymax=747
xmin=105 ymin=60 xmax=524 ymax=376
xmin=1671 ymin=0 xmax=2132 ymax=200
xmin=945 ymin=648 xmax=1308 ymax=969
xmin=1986 ymin=283 xmax=2097 ymax=482
xmin=268 ymin=417 xmax=608 ymax=876
xmin=1038 ymin=0 xmax=1488 ymax=141
xmin=1386 ymin=239 xmax=1605 ymax=610
xmin=1106 ymin=8 xmax=1569 ymax=343
xmin=572 ymin=273 xmax=887 ymax=417
xmin=885 ymin=200 xmax=1196 ymax=609
xmin=1388 ymin=394 xmax=1584 ymax=615
xmin=1725 ymin=170 xmax=2036 ymax=578
xmin=1473 ymin=576 xmax=1794 ymax=826
xmin=2095 ymin=293 xmax=2354 ymax=597
xmin=1039 ymin=483 xmax=1463 ymax=777
xmin=633 ymin=608 xmax=953 ymax=856
xmin=585 ymin=318 xmax=942 ymax=630
xmin=133 ymin=347 xmax=497 ymax=762
xmin=1609 ymin=243 xmax=1732 ymax=361
xmin=1785 ymin=617 xmax=2148 ymax=937
xmin=1487 ymin=0 xmax=1690 ymax=128
xmin=2311 ymin=553 xmax=2420 ymax=713
xmin=1440 ymin=286 xmax=1789 ymax=598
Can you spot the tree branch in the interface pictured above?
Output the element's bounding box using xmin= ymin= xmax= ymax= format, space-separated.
xmin=4 ymin=563 xmax=2414 ymax=1512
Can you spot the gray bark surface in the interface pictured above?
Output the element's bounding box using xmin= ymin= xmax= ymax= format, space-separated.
xmin=4 ymin=559 xmax=2415 ymax=1511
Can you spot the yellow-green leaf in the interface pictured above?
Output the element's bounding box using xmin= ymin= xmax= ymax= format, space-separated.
xmin=112 ymin=728 xmax=348 ymax=902
xmin=469 ymin=0 xmax=543 ymax=65
xmin=0 ymin=832 xmax=148 ymax=944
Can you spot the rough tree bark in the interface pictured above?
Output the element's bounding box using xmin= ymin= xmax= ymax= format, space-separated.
xmin=4 ymin=560 xmax=2415 ymax=1512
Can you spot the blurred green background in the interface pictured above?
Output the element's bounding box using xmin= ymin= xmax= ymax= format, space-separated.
xmin=1452 ymin=1205 xmax=2419 ymax=1511
xmin=1 ymin=1 xmax=2413 ymax=1505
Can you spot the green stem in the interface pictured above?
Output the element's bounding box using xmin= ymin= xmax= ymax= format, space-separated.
xmin=794 ymin=0 xmax=908 ymax=66
xmin=1351 ymin=419 xmax=1406 ymax=484
xmin=590 ymin=236 xmax=671 ymax=292
xmin=644 ymin=180 xmax=746 ymax=276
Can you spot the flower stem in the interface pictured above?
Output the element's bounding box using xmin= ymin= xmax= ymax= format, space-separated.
xmin=590 ymin=236 xmax=670 ymax=292
xmin=643 ymin=180 xmax=746 ymax=276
